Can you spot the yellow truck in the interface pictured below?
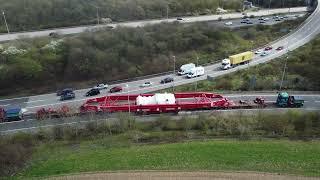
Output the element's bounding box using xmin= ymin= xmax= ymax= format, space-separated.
xmin=221 ymin=51 xmax=254 ymax=70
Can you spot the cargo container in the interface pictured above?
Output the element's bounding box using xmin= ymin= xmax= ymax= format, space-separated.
xmin=221 ymin=51 xmax=254 ymax=70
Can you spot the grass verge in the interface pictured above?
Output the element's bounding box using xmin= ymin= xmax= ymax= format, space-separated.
xmin=18 ymin=139 xmax=320 ymax=178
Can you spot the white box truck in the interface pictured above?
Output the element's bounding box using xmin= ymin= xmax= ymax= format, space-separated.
xmin=178 ymin=63 xmax=196 ymax=75
xmin=187 ymin=66 xmax=205 ymax=78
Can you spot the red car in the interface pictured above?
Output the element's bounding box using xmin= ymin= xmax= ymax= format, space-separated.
xmin=264 ymin=46 xmax=273 ymax=51
xmin=276 ymin=46 xmax=284 ymax=51
xmin=109 ymin=86 xmax=123 ymax=93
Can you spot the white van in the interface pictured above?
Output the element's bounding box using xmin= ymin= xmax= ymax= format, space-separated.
xmin=178 ymin=63 xmax=196 ymax=75
xmin=187 ymin=66 xmax=205 ymax=78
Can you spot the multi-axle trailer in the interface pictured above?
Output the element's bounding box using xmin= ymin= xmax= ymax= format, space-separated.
xmin=80 ymin=92 xmax=266 ymax=115
xmin=1 ymin=92 xmax=303 ymax=122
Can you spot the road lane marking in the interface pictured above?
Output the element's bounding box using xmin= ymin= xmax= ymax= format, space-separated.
xmin=25 ymin=99 xmax=45 ymax=103
xmin=0 ymin=104 xmax=10 ymax=107
xmin=315 ymin=101 xmax=320 ymax=103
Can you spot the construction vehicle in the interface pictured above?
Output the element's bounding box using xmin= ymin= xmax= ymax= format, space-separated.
xmin=221 ymin=51 xmax=254 ymax=70
xmin=178 ymin=63 xmax=196 ymax=75
xmin=276 ymin=92 xmax=304 ymax=108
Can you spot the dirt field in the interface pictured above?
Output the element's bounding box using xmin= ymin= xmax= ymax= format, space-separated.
xmin=49 ymin=171 xmax=320 ymax=180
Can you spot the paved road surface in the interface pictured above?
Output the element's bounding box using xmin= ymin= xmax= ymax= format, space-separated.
xmin=212 ymin=13 xmax=305 ymax=28
xmin=1 ymin=93 xmax=319 ymax=134
xmin=0 ymin=7 xmax=306 ymax=42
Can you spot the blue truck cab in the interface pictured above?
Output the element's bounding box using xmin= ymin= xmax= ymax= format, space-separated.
xmin=276 ymin=92 xmax=304 ymax=108
xmin=0 ymin=107 xmax=26 ymax=122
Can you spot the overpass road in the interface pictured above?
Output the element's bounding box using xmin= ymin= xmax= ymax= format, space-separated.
xmin=0 ymin=7 xmax=306 ymax=42
xmin=0 ymin=4 xmax=319 ymax=114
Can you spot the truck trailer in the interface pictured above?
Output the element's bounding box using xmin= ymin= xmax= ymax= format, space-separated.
xmin=221 ymin=51 xmax=254 ymax=70
xmin=178 ymin=63 xmax=196 ymax=75
xmin=187 ymin=66 xmax=205 ymax=78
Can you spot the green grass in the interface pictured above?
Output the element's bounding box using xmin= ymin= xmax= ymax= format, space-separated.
xmin=19 ymin=139 xmax=320 ymax=178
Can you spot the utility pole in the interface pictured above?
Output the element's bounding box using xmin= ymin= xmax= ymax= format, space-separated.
xmin=288 ymin=0 xmax=291 ymax=13
xmin=2 ymin=11 xmax=10 ymax=34
xmin=126 ymin=84 xmax=130 ymax=115
xmin=268 ymin=0 xmax=272 ymax=15
xmin=279 ymin=56 xmax=288 ymax=91
xmin=96 ymin=7 xmax=100 ymax=25
xmin=172 ymin=55 xmax=176 ymax=92
xmin=195 ymin=55 xmax=199 ymax=91
xmin=88 ymin=3 xmax=100 ymax=25
xmin=166 ymin=4 xmax=169 ymax=21
xmin=280 ymin=39 xmax=290 ymax=91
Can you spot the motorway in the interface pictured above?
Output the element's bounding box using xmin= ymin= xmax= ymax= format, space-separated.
xmin=0 ymin=4 xmax=319 ymax=116
xmin=1 ymin=93 xmax=319 ymax=134
xmin=0 ymin=7 xmax=306 ymax=42
xmin=211 ymin=13 xmax=305 ymax=28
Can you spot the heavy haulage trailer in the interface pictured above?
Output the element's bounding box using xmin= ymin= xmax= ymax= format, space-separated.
xmin=79 ymin=92 xmax=267 ymax=115
xmin=0 ymin=92 xmax=303 ymax=122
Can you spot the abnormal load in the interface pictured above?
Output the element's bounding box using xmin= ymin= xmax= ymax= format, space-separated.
xmin=136 ymin=93 xmax=175 ymax=105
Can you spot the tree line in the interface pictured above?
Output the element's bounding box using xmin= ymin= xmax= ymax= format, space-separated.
xmin=0 ymin=0 xmax=305 ymax=33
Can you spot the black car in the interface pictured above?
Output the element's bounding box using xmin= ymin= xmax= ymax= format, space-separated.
xmin=60 ymin=92 xmax=75 ymax=101
xmin=85 ymin=88 xmax=100 ymax=97
xmin=161 ymin=77 xmax=174 ymax=84
xmin=56 ymin=88 xmax=73 ymax=96
xmin=246 ymin=21 xmax=253 ymax=24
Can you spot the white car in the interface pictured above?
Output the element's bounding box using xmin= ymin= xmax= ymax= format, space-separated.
xmin=94 ymin=83 xmax=108 ymax=90
xmin=264 ymin=17 xmax=270 ymax=21
xmin=225 ymin=21 xmax=233 ymax=26
xmin=140 ymin=82 xmax=152 ymax=88
xmin=255 ymin=50 xmax=263 ymax=54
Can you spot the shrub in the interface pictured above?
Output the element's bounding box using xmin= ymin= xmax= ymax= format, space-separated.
xmin=52 ymin=126 xmax=64 ymax=140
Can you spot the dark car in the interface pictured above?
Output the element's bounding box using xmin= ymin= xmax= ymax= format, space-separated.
xmin=177 ymin=17 xmax=183 ymax=20
xmin=246 ymin=21 xmax=253 ymax=24
xmin=109 ymin=86 xmax=123 ymax=93
xmin=276 ymin=46 xmax=284 ymax=51
xmin=49 ymin=32 xmax=59 ymax=37
xmin=161 ymin=77 xmax=174 ymax=84
xmin=264 ymin=46 xmax=273 ymax=51
xmin=85 ymin=88 xmax=100 ymax=97
xmin=56 ymin=88 xmax=73 ymax=96
xmin=60 ymin=92 xmax=75 ymax=101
